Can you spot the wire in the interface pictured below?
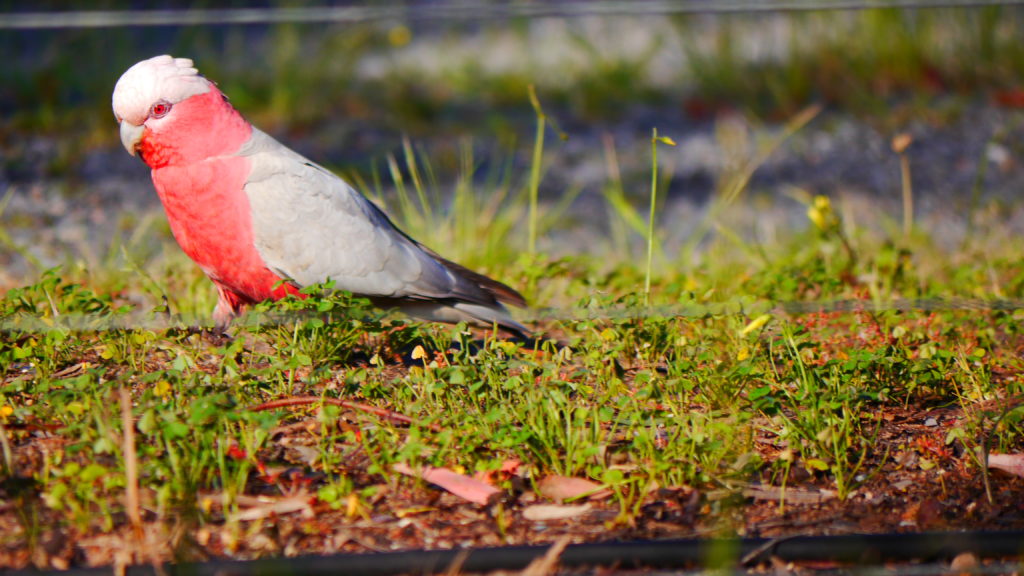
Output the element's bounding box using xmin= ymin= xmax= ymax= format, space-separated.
xmin=1 ymin=297 xmax=1021 ymax=333
xmin=1 ymin=0 xmax=1023 ymax=30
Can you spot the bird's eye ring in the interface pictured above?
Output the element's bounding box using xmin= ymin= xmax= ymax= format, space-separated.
xmin=150 ymin=101 xmax=172 ymax=118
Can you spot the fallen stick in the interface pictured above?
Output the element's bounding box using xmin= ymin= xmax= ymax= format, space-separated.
xmin=248 ymin=396 xmax=441 ymax=432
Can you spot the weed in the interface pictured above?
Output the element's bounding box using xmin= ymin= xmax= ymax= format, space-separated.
xmin=767 ymin=323 xmax=889 ymax=499
xmin=5 ymin=14 xmax=1024 ymax=559
xmin=646 ymin=129 xmax=676 ymax=306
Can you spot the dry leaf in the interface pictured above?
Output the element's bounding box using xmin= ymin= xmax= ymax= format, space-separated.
xmin=522 ymin=503 xmax=592 ymax=521
xmin=393 ymin=463 xmax=500 ymax=505
xmin=743 ymin=484 xmax=836 ymax=504
xmin=473 ymin=459 xmax=522 ymax=485
xmin=891 ymin=132 xmax=913 ymax=154
xmin=537 ymin=475 xmax=611 ymax=503
xmin=996 ymin=90 xmax=1024 ymax=108
xmin=229 ymin=493 xmax=315 ymax=522
xmin=950 ymin=552 xmax=979 ymax=572
xmin=521 ymin=536 xmax=571 ymax=576
xmin=988 ymin=453 xmax=1024 ymax=477
xmin=287 ymin=444 xmax=321 ymax=466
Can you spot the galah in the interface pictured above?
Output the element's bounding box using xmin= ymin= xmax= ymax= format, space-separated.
xmin=112 ymin=55 xmax=528 ymax=337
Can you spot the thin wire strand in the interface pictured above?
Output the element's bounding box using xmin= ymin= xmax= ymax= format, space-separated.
xmin=1 ymin=298 xmax=1021 ymax=332
xmin=3 ymin=0 xmax=1022 ymax=329
xmin=1 ymin=1 xmax=1023 ymax=30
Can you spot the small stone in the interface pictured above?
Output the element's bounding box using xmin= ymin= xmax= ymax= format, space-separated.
xmin=924 ymin=417 xmax=938 ymax=427
xmin=950 ymin=552 xmax=978 ymax=572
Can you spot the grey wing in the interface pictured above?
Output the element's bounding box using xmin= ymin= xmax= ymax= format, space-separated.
xmin=239 ymin=129 xmax=502 ymax=306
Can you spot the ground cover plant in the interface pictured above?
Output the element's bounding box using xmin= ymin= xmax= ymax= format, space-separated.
xmin=4 ymin=121 xmax=1024 ymax=570
xmin=4 ymin=3 xmax=1024 ymax=573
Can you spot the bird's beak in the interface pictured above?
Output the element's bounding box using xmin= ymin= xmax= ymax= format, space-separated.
xmin=119 ymin=120 xmax=144 ymax=157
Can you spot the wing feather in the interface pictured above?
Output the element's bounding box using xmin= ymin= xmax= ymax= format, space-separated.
xmin=237 ymin=129 xmax=526 ymax=331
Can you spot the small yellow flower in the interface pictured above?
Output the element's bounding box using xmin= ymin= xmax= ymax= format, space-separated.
xmin=388 ymin=25 xmax=412 ymax=47
xmin=807 ymin=195 xmax=837 ymax=232
xmin=154 ymin=380 xmax=172 ymax=399
xmin=411 ymin=345 xmax=427 ymax=360
xmin=0 ymin=405 xmax=13 ymax=420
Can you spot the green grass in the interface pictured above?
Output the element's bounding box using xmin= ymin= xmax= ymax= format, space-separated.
xmin=4 ymin=91 xmax=1024 ymax=563
xmin=5 ymin=5 xmax=1024 ymax=567
xmin=4 ymin=7 xmax=1024 ymax=147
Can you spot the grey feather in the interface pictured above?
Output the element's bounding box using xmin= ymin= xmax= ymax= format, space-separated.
xmin=236 ymin=128 xmax=527 ymax=336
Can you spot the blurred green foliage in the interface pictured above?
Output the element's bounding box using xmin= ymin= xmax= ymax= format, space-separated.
xmin=2 ymin=4 xmax=1024 ymax=138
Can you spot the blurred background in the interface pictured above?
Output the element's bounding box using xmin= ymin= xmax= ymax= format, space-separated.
xmin=3 ymin=1 xmax=1024 ymax=302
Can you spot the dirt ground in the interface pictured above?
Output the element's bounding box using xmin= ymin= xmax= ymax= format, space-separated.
xmin=2 ymin=355 xmax=1023 ymax=573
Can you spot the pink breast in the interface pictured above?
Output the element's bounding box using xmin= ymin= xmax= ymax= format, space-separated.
xmin=152 ymin=157 xmax=297 ymax=307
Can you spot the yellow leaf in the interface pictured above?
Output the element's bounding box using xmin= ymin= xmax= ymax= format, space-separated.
xmin=805 ymin=458 xmax=830 ymax=472
xmin=346 ymin=493 xmax=361 ymax=518
xmin=395 ymin=506 xmax=435 ymax=518
xmin=411 ymin=345 xmax=427 ymax=360
xmin=740 ymin=314 xmax=772 ymax=336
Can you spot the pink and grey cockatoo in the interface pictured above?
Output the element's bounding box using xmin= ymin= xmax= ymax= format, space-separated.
xmin=112 ymin=55 xmax=528 ymax=337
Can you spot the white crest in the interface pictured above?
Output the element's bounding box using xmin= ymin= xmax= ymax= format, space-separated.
xmin=112 ymin=55 xmax=212 ymax=125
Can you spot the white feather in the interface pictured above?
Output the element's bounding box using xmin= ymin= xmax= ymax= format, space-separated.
xmin=112 ymin=55 xmax=210 ymax=125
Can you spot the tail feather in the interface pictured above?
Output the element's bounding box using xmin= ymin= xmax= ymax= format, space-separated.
xmin=440 ymin=257 xmax=526 ymax=308
xmin=451 ymin=301 xmax=530 ymax=338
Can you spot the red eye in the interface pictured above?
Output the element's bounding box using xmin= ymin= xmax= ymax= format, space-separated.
xmin=150 ymin=102 xmax=171 ymax=118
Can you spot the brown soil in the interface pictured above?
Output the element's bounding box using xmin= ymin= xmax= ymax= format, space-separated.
xmin=2 ymin=376 xmax=1023 ymax=573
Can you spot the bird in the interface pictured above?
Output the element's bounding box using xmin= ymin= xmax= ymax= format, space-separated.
xmin=112 ymin=55 xmax=528 ymax=338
